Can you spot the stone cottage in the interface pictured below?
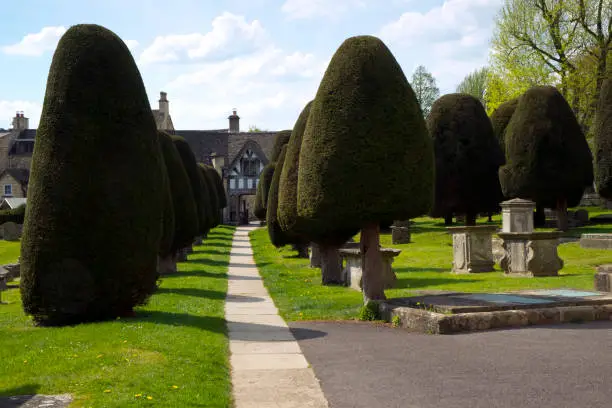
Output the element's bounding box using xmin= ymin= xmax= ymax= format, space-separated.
xmin=1 ymin=92 xmax=279 ymax=224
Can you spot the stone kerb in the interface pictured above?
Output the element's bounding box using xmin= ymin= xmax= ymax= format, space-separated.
xmin=580 ymin=233 xmax=612 ymax=250
xmin=447 ymin=225 xmax=497 ymax=273
xmin=338 ymin=243 xmax=400 ymax=291
xmin=498 ymin=231 xmax=564 ymax=277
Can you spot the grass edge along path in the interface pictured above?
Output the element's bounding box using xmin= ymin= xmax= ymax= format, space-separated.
xmin=250 ymin=216 xmax=612 ymax=322
xmin=0 ymin=225 xmax=235 ymax=408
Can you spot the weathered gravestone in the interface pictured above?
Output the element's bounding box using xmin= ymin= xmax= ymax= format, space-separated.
xmin=595 ymin=264 xmax=612 ymax=292
xmin=0 ymin=222 xmax=21 ymax=241
xmin=309 ymin=243 xmax=321 ymax=268
xmin=390 ymin=220 xmax=411 ymax=244
xmin=447 ymin=225 xmax=497 ymax=273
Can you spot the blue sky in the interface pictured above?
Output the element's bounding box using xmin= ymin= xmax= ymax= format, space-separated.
xmin=0 ymin=0 xmax=503 ymax=130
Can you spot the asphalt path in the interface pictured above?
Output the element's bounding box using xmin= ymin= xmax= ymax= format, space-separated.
xmin=289 ymin=320 xmax=612 ymax=408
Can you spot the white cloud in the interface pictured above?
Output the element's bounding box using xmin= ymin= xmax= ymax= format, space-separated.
xmin=138 ymin=12 xmax=268 ymax=65
xmin=2 ymin=26 xmax=66 ymax=57
xmin=378 ymin=0 xmax=502 ymax=93
xmin=0 ymin=101 xmax=42 ymax=129
xmin=281 ymin=0 xmax=366 ymax=20
xmin=125 ymin=39 xmax=140 ymax=51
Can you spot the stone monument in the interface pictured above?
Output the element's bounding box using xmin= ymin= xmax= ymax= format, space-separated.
xmin=498 ymin=198 xmax=564 ymax=277
xmin=390 ymin=220 xmax=411 ymax=244
xmin=595 ymin=264 xmax=612 ymax=292
xmin=339 ymin=243 xmax=400 ymax=291
xmin=447 ymin=225 xmax=497 ymax=273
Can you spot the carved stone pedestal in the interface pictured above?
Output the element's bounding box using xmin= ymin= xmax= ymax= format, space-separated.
xmin=595 ymin=264 xmax=612 ymax=292
xmin=338 ymin=243 xmax=400 ymax=291
xmin=498 ymin=231 xmax=563 ymax=277
xmin=447 ymin=226 xmax=497 ymax=273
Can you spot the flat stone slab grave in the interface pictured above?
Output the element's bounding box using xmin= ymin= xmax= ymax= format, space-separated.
xmin=380 ymin=289 xmax=612 ymax=334
xmin=0 ymin=394 xmax=72 ymax=408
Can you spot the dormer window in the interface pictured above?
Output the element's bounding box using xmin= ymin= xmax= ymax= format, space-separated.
xmin=240 ymin=149 xmax=260 ymax=177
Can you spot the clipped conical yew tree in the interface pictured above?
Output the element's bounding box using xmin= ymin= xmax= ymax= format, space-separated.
xmin=158 ymin=156 xmax=176 ymax=262
xmin=267 ymin=146 xmax=290 ymax=247
xmin=199 ymin=163 xmax=220 ymax=228
xmin=203 ymin=164 xmax=227 ymax=210
xmin=157 ymin=131 xmax=199 ymax=273
xmin=490 ymin=97 xmax=519 ymax=156
xmin=595 ymin=78 xmax=612 ymax=199
xmin=500 ymin=86 xmax=593 ymax=231
xmin=428 ymin=93 xmax=504 ymax=226
xmin=254 ymin=163 xmax=275 ymax=221
xmin=172 ymin=135 xmax=207 ymax=237
xmin=270 ymin=130 xmax=292 ymax=162
xmin=20 ymin=24 xmax=165 ymax=325
xmin=297 ymin=35 xmax=434 ymax=300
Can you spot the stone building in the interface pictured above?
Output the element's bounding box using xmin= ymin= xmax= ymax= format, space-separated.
xmin=0 ymin=92 xmax=278 ymax=224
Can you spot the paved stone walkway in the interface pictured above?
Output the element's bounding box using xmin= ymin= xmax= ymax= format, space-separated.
xmin=225 ymin=226 xmax=328 ymax=408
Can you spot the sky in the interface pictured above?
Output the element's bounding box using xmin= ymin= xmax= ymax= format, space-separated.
xmin=0 ymin=0 xmax=503 ymax=131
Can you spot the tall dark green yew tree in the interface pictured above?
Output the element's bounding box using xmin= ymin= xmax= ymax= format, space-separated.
xmin=428 ymin=93 xmax=505 ymax=226
xmin=500 ymin=86 xmax=593 ymax=231
xmin=297 ymin=36 xmax=434 ymax=300
xmin=267 ymin=146 xmax=290 ymax=247
xmin=490 ymin=97 xmax=519 ymax=156
xmin=595 ymin=78 xmax=612 ymax=199
xmin=199 ymin=163 xmax=221 ymax=228
xmin=254 ymin=164 xmax=275 ymax=221
xmin=270 ymin=130 xmax=292 ymax=162
xmin=157 ymin=131 xmax=199 ymax=274
xmin=20 ymin=24 xmax=165 ymax=325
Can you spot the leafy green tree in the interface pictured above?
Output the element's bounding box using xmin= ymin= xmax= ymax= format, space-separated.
xmin=500 ymin=86 xmax=593 ymax=231
xmin=456 ymin=67 xmax=489 ymax=110
xmin=20 ymin=24 xmax=165 ymax=325
xmin=411 ymin=65 xmax=439 ymax=117
xmin=298 ymin=36 xmax=434 ymax=300
xmin=428 ymin=94 xmax=505 ymax=225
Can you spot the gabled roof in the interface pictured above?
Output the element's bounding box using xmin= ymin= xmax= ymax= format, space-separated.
xmin=227 ymin=139 xmax=269 ymax=171
xmin=0 ymin=168 xmax=29 ymax=185
xmin=0 ymin=197 xmax=26 ymax=209
xmin=227 ymin=132 xmax=277 ymax=164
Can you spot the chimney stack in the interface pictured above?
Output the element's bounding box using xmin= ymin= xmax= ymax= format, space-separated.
xmin=159 ymin=91 xmax=169 ymax=116
xmin=11 ymin=111 xmax=29 ymax=130
xmin=228 ymin=109 xmax=240 ymax=133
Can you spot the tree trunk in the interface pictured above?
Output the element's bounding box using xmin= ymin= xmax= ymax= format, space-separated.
xmin=183 ymin=245 xmax=193 ymax=254
xmin=360 ymin=222 xmax=386 ymax=302
xmin=194 ymin=236 xmax=203 ymax=246
xmin=158 ymin=254 xmax=177 ymax=275
xmin=175 ymin=249 xmax=188 ymax=262
xmin=556 ymin=197 xmax=569 ymax=232
xmin=487 ymin=212 xmax=493 ymax=223
xmin=320 ymin=244 xmax=343 ymax=285
xmin=294 ymin=243 xmax=309 ymax=258
xmin=444 ymin=214 xmax=453 ymax=226
xmin=309 ymin=243 xmax=321 ymax=268
xmin=534 ymin=204 xmax=546 ymax=227
xmin=465 ymin=213 xmax=476 ymax=226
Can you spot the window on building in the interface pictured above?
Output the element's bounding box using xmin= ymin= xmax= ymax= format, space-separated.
xmin=241 ymin=159 xmax=259 ymax=176
xmin=247 ymin=178 xmax=253 ymax=189
xmin=4 ymin=184 xmax=12 ymax=196
xmin=229 ymin=178 xmax=236 ymax=190
xmin=238 ymin=178 xmax=244 ymax=189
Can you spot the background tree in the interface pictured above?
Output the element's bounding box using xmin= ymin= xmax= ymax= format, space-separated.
xmin=20 ymin=24 xmax=165 ymax=325
xmin=595 ymin=77 xmax=612 ymax=198
xmin=199 ymin=164 xmax=220 ymax=228
xmin=490 ymin=97 xmax=519 ymax=155
xmin=201 ymin=164 xmax=227 ymax=222
xmin=411 ymin=65 xmax=440 ymax=117
xmin=499 ymin=86 xmax=594 ymax=231
xmin=267 ymin=146 xmax=290 ymax=248
xmin=456 ymin=67 xmax=489 ymax=110
xmin=298 ymin=36 xmax=434 ymax=300
xmin=428 ymin=94 xmax=505 ymax=226
xmin=254 ymin=164 xmax=275 ymax=221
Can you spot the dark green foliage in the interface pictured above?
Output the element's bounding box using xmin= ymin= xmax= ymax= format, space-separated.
xmin=297 ymin=35 xmax=435 ymax=246
xmin=428 ymin=93 xmax=505 ymax=222
xmin=203 ymin=165 xmax=227 ymax=209
xmin=199 ymin=163 xmax=220 ymax=228
xmin=595 ymin=78 xmax=612 ymax=199
xmin=278 ymin=101 xmax=312 ymax=234
xmin=270 ymin=130 xmax=292 ymax=162
xmin=158 ymin=156 xmax=175 ymax=257
xmin=500 ymin=86 xmax=593 ymax=208
xmin=172 ymin=135 xmax=208 ymax=235
xmin=197 ymin=170 xmax=216 ymax=233
xmin=267 ymin=146 xmax=290 ymax=247
xmin=20 ymin=24 xmax=164 ymax=325
xmin=254 ymin=164 xmax=275 ymax=221
xmin=0 ymin=204 xmax=26 ymax=225
xmin=158 ymin=131 xmax=199 ymax=252
xmin=490 ymin=97 xmax=518 ymax=156
xmin=358 ymin=300 xmax=381 ymax=321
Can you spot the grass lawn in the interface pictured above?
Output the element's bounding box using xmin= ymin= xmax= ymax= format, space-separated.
xmin=250 ymin=212 xmax=612 ymax=322
xmin=0 ymin=225 xmax=235 ymax=408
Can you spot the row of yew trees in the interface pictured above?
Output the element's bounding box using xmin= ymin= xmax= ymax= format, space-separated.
xmin=19 ymin=25 xmax=227 ymax=326
xmin=254 ymin=34 xmax=612 ymax=303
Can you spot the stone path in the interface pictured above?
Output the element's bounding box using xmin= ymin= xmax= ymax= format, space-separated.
xmin=225 ymin=226 xmax=329 ymax=408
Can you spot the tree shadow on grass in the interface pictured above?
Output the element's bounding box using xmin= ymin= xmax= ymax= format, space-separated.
xmin=395 ymin=277 xmax=476 ymax=290
xmin=192 ymin=248 xmax=229 ymax=256
xmin=130 ymin=311 xmax=226 ymax=334
xmin=0 ymin=383 xmax=40 ymax=398
xmin=160 ymin=270 xmax=225 ymax=279
xmin=156 ymin=287 xmax=226 ymax=300
xmin=395 ymin=267 xmax=450 ymax=274
xmin=188 ymin=258 xmax=231 ymax=267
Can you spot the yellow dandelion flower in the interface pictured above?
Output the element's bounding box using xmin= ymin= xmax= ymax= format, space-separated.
xmin=171 ymin=385 xmax=178 ymax=389
xmin=97 ymin=354 xmax=103 ymax=358
xmin=123 ymin=340 xmax=128 ymax=343
xmin=135 ymin=394 xmax=142 ymax=397
xmin=147 ymin=396 xmax=153 ymax=400
xmin=103 ymin=389 xmax=111 ymax=393
xmin=23 ymin=360 xmax=27 ymax=364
